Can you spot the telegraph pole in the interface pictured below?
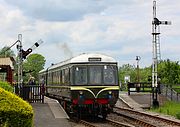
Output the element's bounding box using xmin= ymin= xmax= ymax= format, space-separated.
xmin=152 ymin=0 xmax=171 ymax=107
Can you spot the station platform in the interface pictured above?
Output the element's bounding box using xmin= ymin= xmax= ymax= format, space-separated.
xmin=117 ymin=91 xmax=168 ymax=110
xmin=117 ymin=92 xmax=152 ymax=110
xmin=31 ymin=97 xmax=72 ymax=127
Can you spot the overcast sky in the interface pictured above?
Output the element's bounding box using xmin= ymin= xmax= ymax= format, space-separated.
xmin=0 ymin=0 xmax=179 ymax=68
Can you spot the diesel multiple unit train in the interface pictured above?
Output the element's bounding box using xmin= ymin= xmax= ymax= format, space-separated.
xmin=39 ymin=53 xmax=119 ymax=118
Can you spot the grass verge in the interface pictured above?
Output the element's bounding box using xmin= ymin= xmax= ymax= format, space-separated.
xmin=151 ymin=101 xmax=180 ymax=119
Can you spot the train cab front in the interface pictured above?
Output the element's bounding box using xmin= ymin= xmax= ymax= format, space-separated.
xmin=70 ymin=86 xmax=119 ymax=118
xmin=70 ymin=64 xmax=119 ymax=118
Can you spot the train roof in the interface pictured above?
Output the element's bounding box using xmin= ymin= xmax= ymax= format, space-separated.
xmin=70 ymin=53 xmax=116 ymax=63
xmin=39 ymin=68 xmax=47 ymax=73
xmin=41 ymin=53 xmax=117 ymax=72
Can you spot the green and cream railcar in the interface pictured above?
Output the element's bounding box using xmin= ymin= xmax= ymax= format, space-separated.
xmin=39 ymin=53 xmax=119 ymax=118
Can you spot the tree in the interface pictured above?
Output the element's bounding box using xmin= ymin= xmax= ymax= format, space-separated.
xmin=118 ymin=59 xmax=180 ymax=91
xmin=0 ymin=46 xmax=16 ymax=58
xmin=158 ymin=59 xmax=180 ymax=85
xmin=119 ymin=64 xmax=136 ymax=83
xmin=23 ymin=54 xmax=46 ymax=81
xmin=140 ymin=67 xmax=151 ymax=82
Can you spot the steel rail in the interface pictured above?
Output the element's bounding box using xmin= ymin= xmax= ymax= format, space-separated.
xmin=79 ymin=120 xmax=97 ymax=127
xmin=69 ymin=115 xmax=135 ymax=127
xmin=106 ymin=118 xmax=135 ymax=127
xmin=114 ymin=107 xmax=180 ymax=126
xmin=112 ymin=111 xmax=156 ymax=127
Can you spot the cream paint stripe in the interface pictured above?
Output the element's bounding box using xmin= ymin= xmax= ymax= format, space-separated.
xmin=70 ymin=87 xmax=96 ymax=98
xmin=75 ymin=86 xmax=118 ymax=88
xmin=96 ymin=86 xmax=119 ymax=98
xmin=46 ymin=85 xmax=119 ymax=98
xmin=46 ymin=85 xmax=119 ymax=89
xmin=71 ymin=86 xmax=119 ymax=98
xmin=71 ymin=86 xmax=119 ymax=90
xmin=70 ymin=86 xmax=119 ymax=90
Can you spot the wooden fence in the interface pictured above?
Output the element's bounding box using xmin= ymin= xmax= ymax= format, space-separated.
xmin=15 ymin=83 xmax=45 ymax=103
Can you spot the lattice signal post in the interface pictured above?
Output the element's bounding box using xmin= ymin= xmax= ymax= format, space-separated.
xmin=152 ymin=0 xmax=171 ymax=107
xmin=16 ymin=34 xmax=43 ymax=94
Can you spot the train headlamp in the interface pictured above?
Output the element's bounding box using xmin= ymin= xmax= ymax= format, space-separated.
xmin=79 ymin=91 xmax=83 ymax=95
xmin=79 ymin=91 xmax=84 ymax=101
xmin=108 ymin=91 xmax=112 ymax=94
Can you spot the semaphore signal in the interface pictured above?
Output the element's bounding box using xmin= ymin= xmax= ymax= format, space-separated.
xmin=151 ymin=0 xmax=171 ymax=108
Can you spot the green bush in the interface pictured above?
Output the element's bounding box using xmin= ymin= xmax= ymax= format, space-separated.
xmin=0 ymin=87 xmax=34 ymax=127
xmin=0 ymin=81 xmax=13 ymax=93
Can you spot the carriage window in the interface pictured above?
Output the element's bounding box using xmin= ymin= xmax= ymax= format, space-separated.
xmin=104 ymin=66 xmax=116 ymax=85
xmin=64 ymin=68 xmax=69 ymax=84
xmin=62 ymin=70 xmax=65 ymax=84
xmin=89 ymin=66 xmax=102 ymax=84
xmin=75 ymin=66 xmax=87 ymax=85
xmin=58 ymin=70 xmax=61 ymax=84
xmin=48 ymin=72 xmax=52 ymax=85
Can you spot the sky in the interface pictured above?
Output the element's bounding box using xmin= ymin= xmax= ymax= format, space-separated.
xmin=0 ymin=0 xmax=179 ymax=68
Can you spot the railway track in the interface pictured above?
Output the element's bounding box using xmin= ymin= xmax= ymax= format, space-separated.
xmin=110 ymin=107 xmax=180 ymax=127
xmin=106 ymin=118 xmax=134 ymax=127
xmin=79 ymin=119 xmax=134 ymax=127
xmin=69 ymin=116 xmax=134 ymax=127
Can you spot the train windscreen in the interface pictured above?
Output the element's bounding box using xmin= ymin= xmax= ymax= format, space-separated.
xmin=89 ymin=66 xmax=102 ymax=84
xmin=74 ymin=65 xmax=117 ymax=85
xmin=103 ymin=65 xmax=116 ymax=85
xmin=74 ymin=66 xmax=87 ymax=85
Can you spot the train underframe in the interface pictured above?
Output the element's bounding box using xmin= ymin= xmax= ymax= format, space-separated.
xmin=62 ymin=98 xmax=115 ymax=119
xmin=68 ymin=103 xmax=111 ymax=119
xmin=47 ymin=92 xmax=117 ymax=119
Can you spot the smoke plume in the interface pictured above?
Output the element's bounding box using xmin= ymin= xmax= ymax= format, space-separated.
xmin=57 ymin=42 xmax=73 ymax=58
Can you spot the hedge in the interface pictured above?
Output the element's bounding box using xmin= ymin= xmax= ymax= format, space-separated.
xmin=0 ymin=81 xmax=13 ymax=93
xmin=0 ymin=87 xmax=34 ymax=127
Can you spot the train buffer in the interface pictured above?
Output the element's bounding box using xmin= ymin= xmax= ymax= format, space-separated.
xmin=31 ymin=97 xmax=71 ymax=127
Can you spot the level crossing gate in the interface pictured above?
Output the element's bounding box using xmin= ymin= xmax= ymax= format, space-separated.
xmin=127 ymin=82 xmax=160 ymax=95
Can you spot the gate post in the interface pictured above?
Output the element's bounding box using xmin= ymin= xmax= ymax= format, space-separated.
xmin=128 ymin=82 xmax=130 ymax=95
xmin=41 ymin=83 xmax=45 ymax=103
